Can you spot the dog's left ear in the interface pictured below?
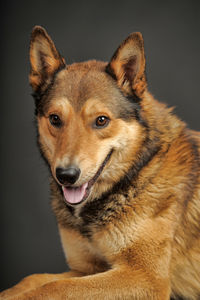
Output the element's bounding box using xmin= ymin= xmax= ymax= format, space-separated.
xmin=106 ymin=33 xmax=146 ymax=97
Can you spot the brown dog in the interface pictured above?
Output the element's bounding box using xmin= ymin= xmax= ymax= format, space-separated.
xmin=1 ymin=26 xmax=200 ymax=300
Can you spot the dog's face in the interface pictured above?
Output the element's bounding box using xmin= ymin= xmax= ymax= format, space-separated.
xmin=29 ymin=27 xmax=147 ymax=206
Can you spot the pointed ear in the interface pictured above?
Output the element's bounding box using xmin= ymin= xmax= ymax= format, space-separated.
xmin=29 ymin=26 xmax=65 ymax=92
xmin=106 ymin=32 xmax=146 ymax=97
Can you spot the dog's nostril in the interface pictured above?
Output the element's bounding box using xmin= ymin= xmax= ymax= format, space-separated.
xmin=56 ymin=167 xmax=81 ymax=185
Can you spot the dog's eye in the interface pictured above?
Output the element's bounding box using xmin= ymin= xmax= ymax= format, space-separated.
xmin=49 ymin=114 xmax=62 ymax=128
xmin=95 ymin=116 xmax=110 ymax=128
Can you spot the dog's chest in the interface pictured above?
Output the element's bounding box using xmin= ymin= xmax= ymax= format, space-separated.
xmin=59 ymin=225 xmax=111 ymax=274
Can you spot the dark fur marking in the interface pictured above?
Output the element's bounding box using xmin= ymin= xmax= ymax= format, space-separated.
xmin=123 ymin=94 xmax=149 ymax=128
xmin=79 ymin=136 xmax=161 ymax=238
xmin=104 ymin=136 xmax=160 ymax=194
xmin=117 ymin=96 xmax=142 ymax=122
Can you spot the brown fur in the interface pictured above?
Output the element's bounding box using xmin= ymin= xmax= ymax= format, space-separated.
xmin=1 ymin=26 xmax=200 ymax=300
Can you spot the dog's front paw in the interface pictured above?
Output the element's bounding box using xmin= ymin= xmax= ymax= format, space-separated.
xmin=0 ymin=289 xmax=44 ymax=300
xmin=1 ymin=282 xmax=63 ymax=300
xmin=0 ymin=273 xmax=68 ymax=300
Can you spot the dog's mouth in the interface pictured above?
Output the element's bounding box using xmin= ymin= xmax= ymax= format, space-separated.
xmin=61 ymin=149 xmax=113 ymax=206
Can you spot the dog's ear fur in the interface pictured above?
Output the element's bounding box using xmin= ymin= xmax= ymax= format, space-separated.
xmin=29 ymin=26 xmax=65 ymax=92
xmin=106 ymin=33 xmax=146 ymax=97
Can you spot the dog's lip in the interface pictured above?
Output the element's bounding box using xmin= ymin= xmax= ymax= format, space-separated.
xmin=61 ymin=148 xmax=113 ymax=206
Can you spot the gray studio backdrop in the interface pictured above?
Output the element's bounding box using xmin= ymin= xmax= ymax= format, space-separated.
xmin=1 ymin=0 xmax=200 ymax=291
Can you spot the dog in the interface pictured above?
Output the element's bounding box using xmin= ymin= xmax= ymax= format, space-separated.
xmin=1 ymin=26 xmax=200 ymax=300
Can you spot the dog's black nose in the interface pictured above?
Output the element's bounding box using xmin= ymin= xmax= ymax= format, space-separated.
xmin=56 ymin=166 xmax=80 ymax=185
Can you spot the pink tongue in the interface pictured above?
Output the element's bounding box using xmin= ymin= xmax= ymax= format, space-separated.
xmin=62 ymin=182 xmax=88 ymax=204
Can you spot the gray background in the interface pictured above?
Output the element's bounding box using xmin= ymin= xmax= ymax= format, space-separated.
xmin=1 ymin=0 xmax=200 ymax=291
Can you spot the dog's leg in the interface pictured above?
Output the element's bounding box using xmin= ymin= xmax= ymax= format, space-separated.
xmin=0 ymin=271 xmax=83 ymax=299
xmin=2 ymin=267 xmax=170 ymax=300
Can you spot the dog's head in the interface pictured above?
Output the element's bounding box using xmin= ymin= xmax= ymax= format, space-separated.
xmin=29 ymin=26 xmax=149 ymax=206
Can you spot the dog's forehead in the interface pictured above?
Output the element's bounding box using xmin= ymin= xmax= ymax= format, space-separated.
xmin=51 ymin=61 xmax=117 ymax=108
xmin=43 ymin=60 xmax=138 ymax=119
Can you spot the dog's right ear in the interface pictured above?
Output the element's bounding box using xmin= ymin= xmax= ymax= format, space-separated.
xmin=29 ymin=26 xmax=65 ymax=92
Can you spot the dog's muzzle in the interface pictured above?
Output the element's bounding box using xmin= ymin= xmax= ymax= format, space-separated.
xmin=60 ymin=149 xmax=114 ymax=206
